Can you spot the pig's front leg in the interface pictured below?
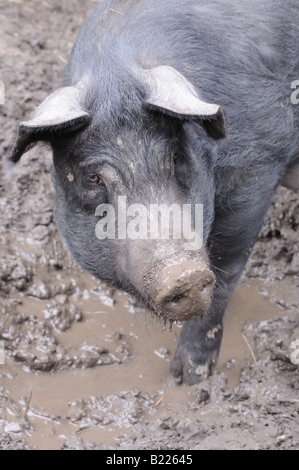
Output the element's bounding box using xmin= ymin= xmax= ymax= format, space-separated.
xmin=170 ymin=282 xmax=230 ymax=385
xmin=171 ymin=192 xmax=274 ymax=384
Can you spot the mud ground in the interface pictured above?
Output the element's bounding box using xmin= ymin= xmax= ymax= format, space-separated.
xmin=0 ymin=0 xmax=298 ymax=450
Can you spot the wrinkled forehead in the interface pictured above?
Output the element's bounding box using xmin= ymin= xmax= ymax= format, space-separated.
xmin=64 ymin=115 xmax=179 ymax=172
xmin=52 ymin=115 xmax=181 ymax=201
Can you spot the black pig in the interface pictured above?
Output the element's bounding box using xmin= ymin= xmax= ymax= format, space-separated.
xmin=10 ymin=0 xmax=299 ymax=384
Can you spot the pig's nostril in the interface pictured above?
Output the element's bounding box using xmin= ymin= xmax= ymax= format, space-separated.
xmin=201 ymin=280 xmax=212 ymax=293
xmin=168 ymin=294 xmax=184 ymax=305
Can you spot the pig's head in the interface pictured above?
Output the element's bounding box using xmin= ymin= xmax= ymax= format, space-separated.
xmin=9 ymin=65 xmax=225 ymax=323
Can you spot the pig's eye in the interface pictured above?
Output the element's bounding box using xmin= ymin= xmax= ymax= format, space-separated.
xmin=173 ymin=153 xmax=178 ymax=162
xmin=88 ymin=175 xmax=105 ymax=186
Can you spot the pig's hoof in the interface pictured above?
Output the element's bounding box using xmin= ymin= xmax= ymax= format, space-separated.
xmin=170 ymin=348 xmax=217 ymax=385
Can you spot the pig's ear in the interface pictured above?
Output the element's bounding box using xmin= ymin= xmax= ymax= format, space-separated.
xmin=9 ymin=87 xmax=90 ymax=164
xmin=143 ymin=65 xmax=226 ymax=139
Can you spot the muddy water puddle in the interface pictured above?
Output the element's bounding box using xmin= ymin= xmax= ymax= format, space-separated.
xmin=0 ymin=275 xmax=288 ymax=450
xmin=219 ymin=279 xmax=286 ymax=387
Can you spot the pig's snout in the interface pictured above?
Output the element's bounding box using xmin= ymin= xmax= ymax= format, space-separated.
xmin=144 ymin=256 xmax=215 ymax=322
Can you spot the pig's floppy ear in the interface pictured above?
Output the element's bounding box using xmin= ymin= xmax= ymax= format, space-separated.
xmin=9 ymin=86 xmax=90 ymax=164
xmin=143 ymin=65 xmax=226 ymax=139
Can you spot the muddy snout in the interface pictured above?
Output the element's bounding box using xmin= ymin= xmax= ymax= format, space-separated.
xmin=144 ymin=255 xmax=215 ymax=322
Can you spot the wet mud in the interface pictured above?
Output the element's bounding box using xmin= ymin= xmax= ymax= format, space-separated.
xmin=0 ymin=0 xmax=298 ymax=450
